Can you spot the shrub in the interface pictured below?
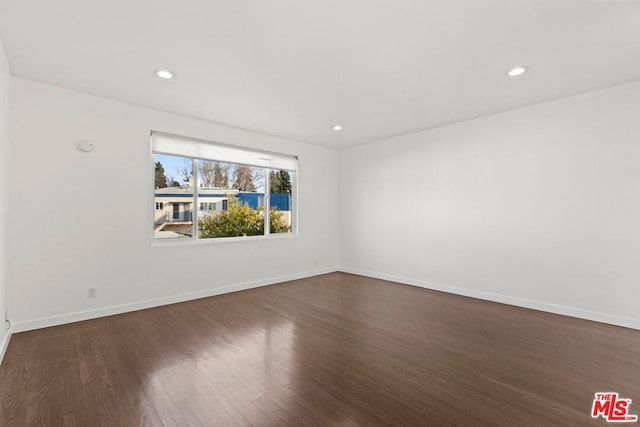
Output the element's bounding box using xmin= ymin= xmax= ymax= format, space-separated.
xmin=269 ymin=208 xmax=291 ymax=234
xmin=198 ymin=195 xmax=291 ymax=238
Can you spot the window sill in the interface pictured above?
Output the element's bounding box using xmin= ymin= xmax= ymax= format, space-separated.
xmin=150 ymin=232 xmax=297 ymax=248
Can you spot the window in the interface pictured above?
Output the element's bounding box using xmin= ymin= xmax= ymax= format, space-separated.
xmin=199 ymin=202 xmax=217 ymax=211
xmin=152 ymin=132 xmax=297 ymax=241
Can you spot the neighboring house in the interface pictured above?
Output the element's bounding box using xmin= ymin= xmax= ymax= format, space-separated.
xmin=154 ymin=186 xmax=291 ymax=238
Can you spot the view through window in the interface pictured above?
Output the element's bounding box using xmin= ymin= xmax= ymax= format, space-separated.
xmin=152 ymin=132 xmax=296 ymax=241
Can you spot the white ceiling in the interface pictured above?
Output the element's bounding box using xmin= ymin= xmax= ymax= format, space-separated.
xmin=1 ymin=1 xmax=640 ymax=148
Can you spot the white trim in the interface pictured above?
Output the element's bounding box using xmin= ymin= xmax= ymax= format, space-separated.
xmin=11 ymin=267 xmax=338 ymax=333
xmin=150 ymin=232 xmax=297 ymax=248
xmin=0 ymin=330 xmax=11 ymax=366
xmin=265 ymin=170 xmax=271 ymax=238
xmin=192 ymin=158 xmax=199 ymax=239
xmin=338 ymin=266 xmax=640 ymax=331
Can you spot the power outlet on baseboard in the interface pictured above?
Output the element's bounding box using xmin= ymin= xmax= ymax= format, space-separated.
xmin=313 ymin=258 xmax=318 ymax=266
xmin=88 ymin=286 xmax=97 ymax=299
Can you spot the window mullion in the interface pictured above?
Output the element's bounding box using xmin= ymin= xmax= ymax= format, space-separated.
xmin=264 ymin=168 xmax=270 ymax=237
xmin=192 ymin=158 xmax=198 ymax=239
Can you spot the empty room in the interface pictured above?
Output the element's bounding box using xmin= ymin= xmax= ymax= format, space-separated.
xmin=0 ymin=1 xmax=639 ymax=426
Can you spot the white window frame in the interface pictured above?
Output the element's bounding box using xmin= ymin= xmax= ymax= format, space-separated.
xmin=150 ymin=131 xmax=298 ymax=246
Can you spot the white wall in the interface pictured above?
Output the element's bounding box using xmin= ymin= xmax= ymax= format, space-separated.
xmin=8 ymin=78 xmax=339 ymax=331
xmin=340 ymin=82 xmax=640 ymax=329
xmin=0 ymin=40 xmax=10 ymax=356
xmin=6 ymin=74 xmax=640 ymax=333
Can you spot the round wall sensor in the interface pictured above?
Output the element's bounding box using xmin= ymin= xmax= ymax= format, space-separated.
xmin=77 ymin=140 xmax=94 ymax=152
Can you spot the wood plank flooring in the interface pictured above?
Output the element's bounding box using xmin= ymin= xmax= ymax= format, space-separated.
xmin=0 ymin=272 xmax=638 ymax=426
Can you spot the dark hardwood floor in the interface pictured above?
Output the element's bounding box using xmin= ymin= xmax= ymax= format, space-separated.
xmin=0 ymin=272 xmax=638 ymax=426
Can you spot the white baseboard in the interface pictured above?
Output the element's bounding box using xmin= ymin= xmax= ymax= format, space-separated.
xmin=12 ymin=266 xmax=638 ymax=334
xmin=11 ymin=267 xmax=338 ymax=333
xmin=339 ymin=266 xmax=640 ymax=330
xmin=0 ymin=329 xmax=11 ymax=366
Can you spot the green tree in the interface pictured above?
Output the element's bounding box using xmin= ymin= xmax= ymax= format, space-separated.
xmin=155 ymin=161 xmax=168 ymax=188
xmin=269 ymin=170 xmax=292 ymax=194
xmin=198 ymin=195 xmax=290 ymax=238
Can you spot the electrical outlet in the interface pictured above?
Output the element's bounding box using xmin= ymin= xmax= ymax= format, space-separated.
xmin=88 ymin=286 xmax=97 ymax=298
xmin=313 ymin=258 xmax=318 ymax=266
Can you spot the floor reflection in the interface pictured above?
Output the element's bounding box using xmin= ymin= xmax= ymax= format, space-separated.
xmin=2 ymin=272 xmax=638 ymax=426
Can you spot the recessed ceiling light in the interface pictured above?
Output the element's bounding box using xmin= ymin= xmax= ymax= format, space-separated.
xmin=332 ymin=125 xmax=343 ymax=131
xmin=507 ymin=66 xmax=528 ymax=77
xmin=155 ymin=69 xmax=174 ymax=79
